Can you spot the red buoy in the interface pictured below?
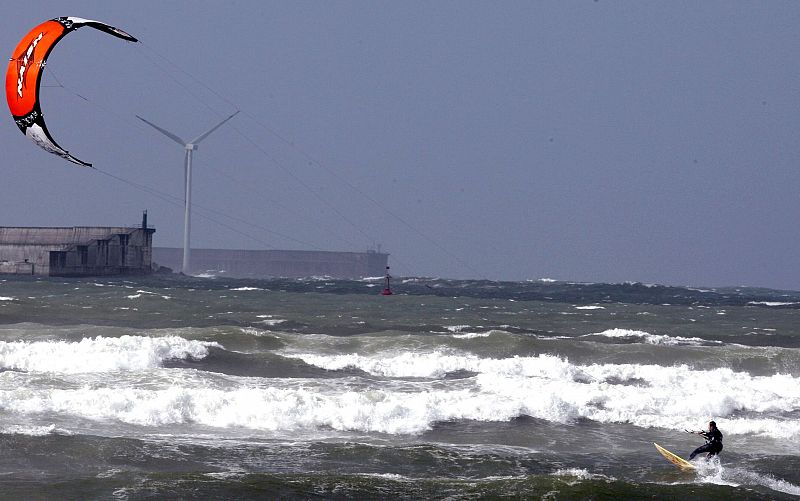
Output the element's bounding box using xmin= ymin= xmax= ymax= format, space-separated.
xmin=381 ymin=266 xmax=393 ymax=295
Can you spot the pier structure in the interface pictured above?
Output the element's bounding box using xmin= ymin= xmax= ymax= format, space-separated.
xmin=0 ymin=214 xmax=155 ymax=276
xmin=152 ymin=247 xmax=388 ymax=279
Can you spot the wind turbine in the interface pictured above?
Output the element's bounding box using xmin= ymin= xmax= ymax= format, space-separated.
xmin=136 ymin=110 xmax=239 ymax=275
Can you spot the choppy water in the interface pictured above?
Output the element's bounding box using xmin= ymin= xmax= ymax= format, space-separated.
xmin=0 ymin=275 xmax=799 ymax=500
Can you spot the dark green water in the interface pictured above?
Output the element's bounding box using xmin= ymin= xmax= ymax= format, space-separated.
xmin=0 ymin=275 xmax=798 ymax=499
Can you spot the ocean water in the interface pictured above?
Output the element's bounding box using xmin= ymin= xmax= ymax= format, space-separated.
xmin=0 ymin=275 xmax=799 ymax=500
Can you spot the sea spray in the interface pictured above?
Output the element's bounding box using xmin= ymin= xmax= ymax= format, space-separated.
xmin=0 ymin=335 xmax=219 ymax=373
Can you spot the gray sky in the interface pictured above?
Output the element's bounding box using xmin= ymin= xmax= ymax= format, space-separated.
xmin=2 ymin=1 xmax=798 ymax=289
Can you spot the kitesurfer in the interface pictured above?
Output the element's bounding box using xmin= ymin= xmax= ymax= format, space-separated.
xmin=688 ymin=420 xmax=723 ymax=460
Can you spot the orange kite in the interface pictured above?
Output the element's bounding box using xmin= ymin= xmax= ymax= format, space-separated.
xmin=6 ymin=17 xmax=137 ymax=167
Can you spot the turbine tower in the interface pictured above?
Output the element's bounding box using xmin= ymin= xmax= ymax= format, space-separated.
xmin=136 ymin=110 xmax=239 ymax=275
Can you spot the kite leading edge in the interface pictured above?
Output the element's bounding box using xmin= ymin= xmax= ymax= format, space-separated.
xmin=5 ymin=17 xmax=137 ymax=167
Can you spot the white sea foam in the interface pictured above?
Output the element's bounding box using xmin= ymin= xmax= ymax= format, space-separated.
xmin=239 ymin=327 xmax=277 ymax=337
xmin=1 ymin=359 xmax=799 ymax=438
xmin=0 ymin=383 xmax=500 ymax=434
xmin=0 ymin=424 xmax=67 ymax=436
xmin=585 ymin=328 xmax=718 ymax=346
xmin=230 ymin=287 xmax=264 ymax=291
xmin=281 ymin=349 xmax=800 ymax=437
xmin=451 ymin=332 xmax=493 ymax=339
xmin=204 ymin=471 xmax=248 ymax=480
xmin=726 ymin=469 xmax=800 ymax=497
xmin=574 ymin=306 xmax=605 ymax=310
xmin=358 ymin=473 xmax=413 ymax=481
xmin=285 ymin=351 xmax=584 ymax=380
xmin=552 ymin=468 xmax=615 ymax=482
xmin=695 ymin=464 xmax=800 ymax=497
xmin=0 ymin=297 xmax=16 ymax=301
xmin=0 ymin=336 xmax=220 ymax=373
xmin=445 ymin=325 xmax=496 ymax=339
xmin=254 ymin=315 xmax=286 ymax=326
xmin=1 ymin=328 xmax=798 ymax=439
xmin=748 ymin=301 xmax=799 ymax=307
xmin=260 ymin=319 xmax=286 ymax=326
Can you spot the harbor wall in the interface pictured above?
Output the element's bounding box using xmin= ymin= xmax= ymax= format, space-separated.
xmin=152 ymin=247 xmax=389 ymax=279
xmin=0 ymin=225 xmax=155 ymax=277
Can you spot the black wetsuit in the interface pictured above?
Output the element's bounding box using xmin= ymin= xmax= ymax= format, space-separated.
xmin=689 ymin=428 xmax=723 ymax=460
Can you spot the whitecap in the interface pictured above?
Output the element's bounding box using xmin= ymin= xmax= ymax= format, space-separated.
xmin=280 ymin=349 xmax=800 ymax=437
xmin=451 ymin=332 xmax=493 ymax=339
xmin=239 ymin=327 xmax=276 ymax=337
xmin=552 ymin=468 xmax=616 ymax=482
xmin=0 ymin=336 xmax=220 ymax=373
xmin=0 ymin=424 xmax=68 ymax=436
xmin=585 ymin=328 xmax=718 ymax=346
xmin=697 ymin=464 xmax=800 ymax=497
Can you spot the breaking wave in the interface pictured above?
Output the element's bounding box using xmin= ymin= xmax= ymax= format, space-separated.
xmin=584 ymin=328 xmax=721 ymax=346
xmin=280 ymin=349 xmax=800 ymax=437
xmin=695 ymin=463 xmax=800 ymax=497
xmin=0 ymin=336 xmax=219 ymax=373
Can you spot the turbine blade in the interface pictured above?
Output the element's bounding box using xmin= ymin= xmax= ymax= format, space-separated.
xmin=136 ymin=115 xmax=187 ymax=146
xmin=189 ymin=110 xmax=240 ymax=145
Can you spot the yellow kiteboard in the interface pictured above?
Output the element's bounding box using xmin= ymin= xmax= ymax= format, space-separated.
xmin=654 ymin=443 xmax=696 ymax=471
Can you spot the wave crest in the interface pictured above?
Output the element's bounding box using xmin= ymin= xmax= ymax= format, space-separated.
xmin=0 ymin=336 xmax=219 ymax=373
xmin=281 ymin=349 xmax=800 ymax=437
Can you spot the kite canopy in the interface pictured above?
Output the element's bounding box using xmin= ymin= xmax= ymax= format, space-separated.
xmin=5 ymin=17 xmax=137 ymax=167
